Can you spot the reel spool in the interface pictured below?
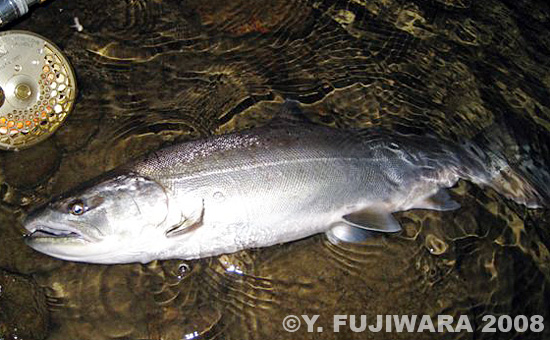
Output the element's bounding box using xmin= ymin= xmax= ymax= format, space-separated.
xmin=0 ymin=30 xmax=76 ymax=150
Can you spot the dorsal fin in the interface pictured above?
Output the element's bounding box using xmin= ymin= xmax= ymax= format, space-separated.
xmin=276 ymin=100 xmax=312 ymax=124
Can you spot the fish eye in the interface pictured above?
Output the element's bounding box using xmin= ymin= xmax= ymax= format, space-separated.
xmin=69 ymin=200 xmax=86 ymax=215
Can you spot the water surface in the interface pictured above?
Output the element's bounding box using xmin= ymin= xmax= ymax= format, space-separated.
xmin=0 ymin=0 xmax=549 ymax=339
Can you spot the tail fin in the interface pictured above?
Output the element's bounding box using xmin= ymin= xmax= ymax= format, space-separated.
xmin=461 ymin=121 xmax=549 ymax=208
xmin=484 ymin=154 xmax=546 ymax=208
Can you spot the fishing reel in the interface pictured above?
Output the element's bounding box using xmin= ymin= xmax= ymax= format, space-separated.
xmin=0 ymin=0 xmax=77 ymax=150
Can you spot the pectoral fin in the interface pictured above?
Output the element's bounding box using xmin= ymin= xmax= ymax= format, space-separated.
xmin=414 ymin=189 xmax=460 ymax=211
xmin=342 ymin=208 xmax=402 ymax=233
xmin=165 ymin=199 xmax=205 ymax=238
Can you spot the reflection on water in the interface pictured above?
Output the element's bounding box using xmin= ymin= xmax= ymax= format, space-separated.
xmin=1 ymin=0 xmax=549 ymax=339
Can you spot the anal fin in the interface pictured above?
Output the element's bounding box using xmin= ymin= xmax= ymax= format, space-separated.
xmin=414 ymin=189 xmax=460 ymax=211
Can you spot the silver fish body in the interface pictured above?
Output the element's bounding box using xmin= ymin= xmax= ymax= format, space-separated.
xmin=23 ymin=112 xmax=545 ymax=264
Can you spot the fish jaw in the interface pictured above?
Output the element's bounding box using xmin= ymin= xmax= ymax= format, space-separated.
xmin=25 ymin=223 xmax=90 ymax=242
xmin=24 ymin=223 xmax=90 ymax=257
xmin=24 ymin=220 xmax=169 ymax=264
xmin=25 ymin=233 xmax=90 ymax=261
xmin=24 ymin=215 xmax=109 ymax=262
xmin=24 ymin=211 xmax=102 ymax=243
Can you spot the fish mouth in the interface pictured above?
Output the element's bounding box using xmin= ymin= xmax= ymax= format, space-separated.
xmin=24 ymin=224 xmax=90 ymax=242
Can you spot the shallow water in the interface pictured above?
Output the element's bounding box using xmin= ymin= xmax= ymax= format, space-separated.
xmin=1 ymin=0 xmax=550 ymax=339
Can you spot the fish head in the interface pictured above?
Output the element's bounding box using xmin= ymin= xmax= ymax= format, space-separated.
xmin=24 ymin=173 xmax=172 ymax=263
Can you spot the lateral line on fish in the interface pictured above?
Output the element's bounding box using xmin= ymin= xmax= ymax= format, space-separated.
xmin=143 ymin=156 xmax=396 ymax=180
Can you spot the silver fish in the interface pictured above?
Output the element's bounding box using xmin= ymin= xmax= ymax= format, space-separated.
xmin=23 ymin=103 xmax=546 ymax=264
